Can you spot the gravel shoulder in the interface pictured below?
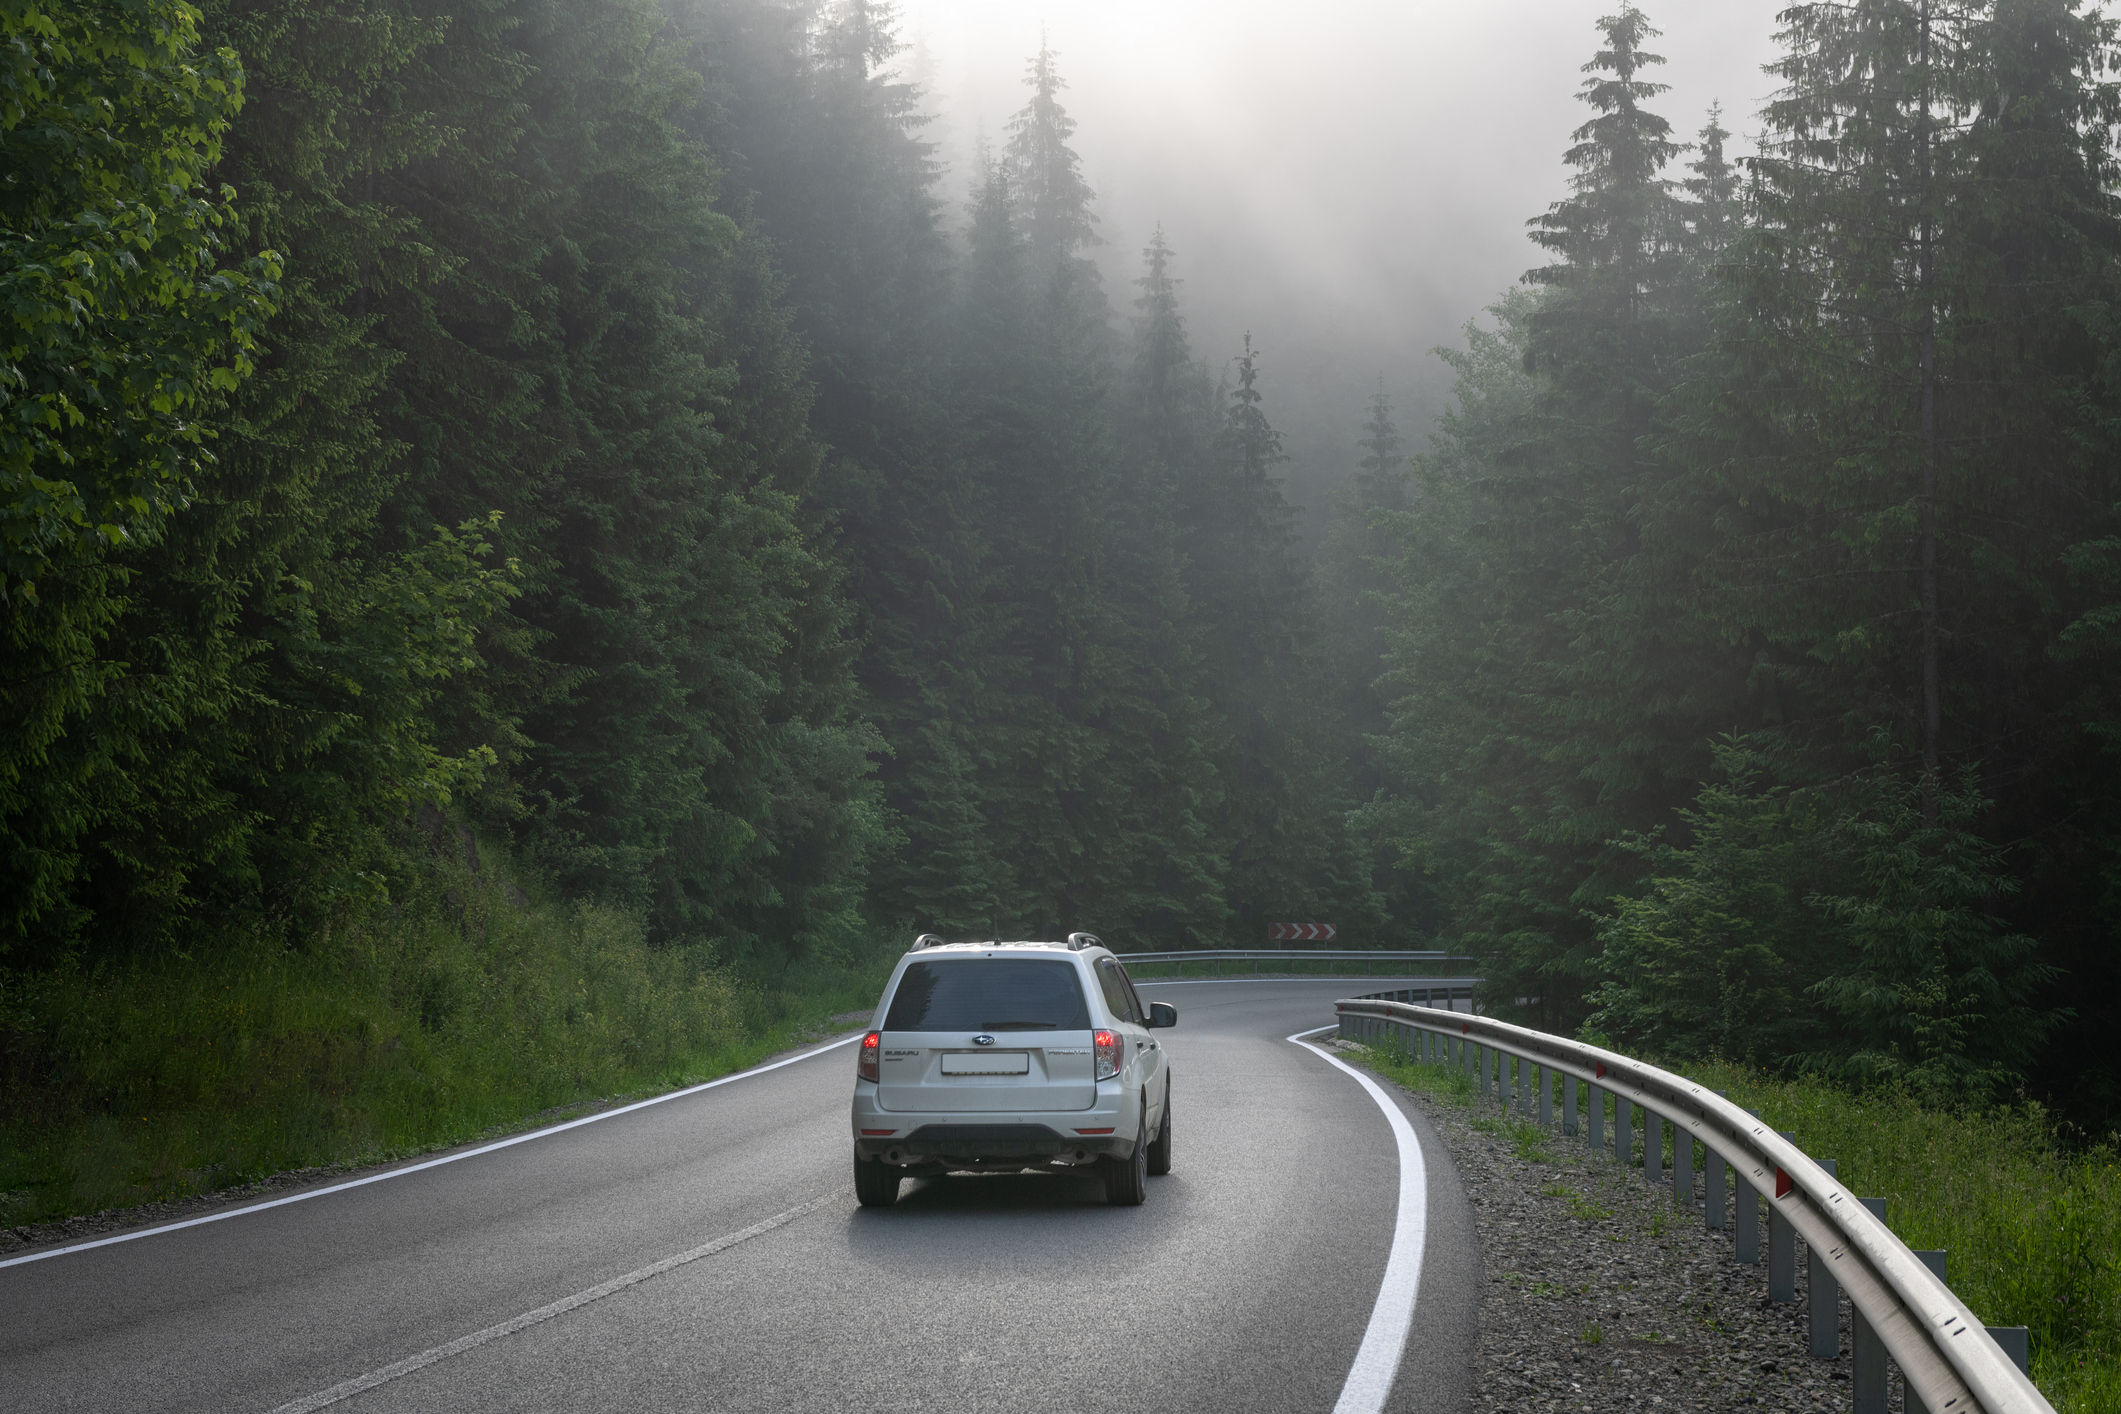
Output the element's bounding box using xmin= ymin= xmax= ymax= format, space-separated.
xmin=1328 ymin=1042 xmax=1882 ymax=1414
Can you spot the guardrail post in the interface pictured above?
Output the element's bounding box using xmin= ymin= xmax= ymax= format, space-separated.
xmin=1646 ymin=1111 xmax=1664 ymax=1187
xmin=1478 ymin=1044 xmax=1490 ymax=1098
xmin=1985 ymin=1326 xmax=2029 ymax=1377
xmin=1769 ymin=1131 xmax=1797 ymax=1300
xmin=1735 ymin=1109 xmax=1762 ymax=1261
xmin=1808 ymin=1158 xmax=1839 ymax=1358
xmin=1587 ymin=1084 xmax=1603 ymax=1155
xmin=1562 ymin=1074 xmax=1577 ymax=1136
xmin=1905 ymin=1251 xmax=1945 ymax=1414
xmin=1704 ymin=1094 xmax=1727 ymax=1230
xmin=1852 ymin=1198 xmax=1888 ymax=1413
xmin=1616 ymin=1097 xmax=1632 ymax=1166
xmin=1673 ymin=1122 xmax=1693 ymax=1208
xmin=1539 ymin=1064 xmax=1553 ymax=1129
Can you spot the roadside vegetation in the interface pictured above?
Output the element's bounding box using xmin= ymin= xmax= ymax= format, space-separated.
xmin=1350 ymin=1039 xmax=2121 ymax=1411
xmin=0 ymin=828 xmax=897 ymax=1229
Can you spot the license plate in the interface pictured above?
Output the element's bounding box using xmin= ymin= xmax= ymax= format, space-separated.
xmin=941 ymin=1051 xmax=1030 ymax=1075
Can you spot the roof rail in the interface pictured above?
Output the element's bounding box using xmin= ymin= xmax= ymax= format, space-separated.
xmin=911 ymin=933 xmax=944 ymax=951
xmin=1066 ymin=932 xmax=1102 ymax=951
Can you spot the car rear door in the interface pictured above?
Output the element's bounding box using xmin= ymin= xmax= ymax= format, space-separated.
xmin=1093 ymin=957 xmax=1161 ymax=1119
xmin=875 ymin=955 xmax=1097 ymax=1113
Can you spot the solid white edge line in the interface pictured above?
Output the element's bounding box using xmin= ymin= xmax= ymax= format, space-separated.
xmin=0 ymin=1032 xmax=866 ymax=1271
xmin=265 ymin=1190 xmax=844 ymax=1414
xmin=1289 ymin=1023 xmax=1429 ymax=1414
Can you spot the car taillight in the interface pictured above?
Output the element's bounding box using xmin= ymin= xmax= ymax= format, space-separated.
xmin=1094 ymin=1029 xmax=1120 ymax=1081
xmin=858 ymin=1030 xmax=880 ymax=1082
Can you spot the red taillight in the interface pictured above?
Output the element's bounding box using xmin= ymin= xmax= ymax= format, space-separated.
xmin=858 ymin=1030 xmax=881 ymax=1082
xmin=1094 ymin=1028 xmax=1120 ymax=1081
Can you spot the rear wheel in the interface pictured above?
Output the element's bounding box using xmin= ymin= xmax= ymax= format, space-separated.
xmin=1104 ymin=1121 xmax=1149 ymax=1206
xmin=854 ymin=1150 xmax=901 ymax=1208
xmin=1146 ymin=1083 xmax=1173 ymax=1176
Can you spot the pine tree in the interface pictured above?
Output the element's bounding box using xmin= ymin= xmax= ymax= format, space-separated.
xmin=1433 ymin=4 xmax=1709 ymax=1025
xmin=1004 ymin=34 xmax=1100 ymax=287
xmin=1673 ymin=0 xmax=2121 ymax=1103
xmin=1680 ymin=102 xmax=1739 ymax=263
xmin=1185 ymin=337 xmax=1382 ymax=939
xmin=1122 ymin=226 xmax=1215 ymax=474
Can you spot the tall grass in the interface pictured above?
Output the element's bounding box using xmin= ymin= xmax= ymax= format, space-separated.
xmin=1689 ymin=1061 xmax=2121 ymax=1413
xmin=0 ymin=841 xmax=900 ymax=1227
xmin=1350 ymin=1035 xmax=2121 ymax=1412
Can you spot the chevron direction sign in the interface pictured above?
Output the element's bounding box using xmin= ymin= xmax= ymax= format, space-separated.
xmin=1268 ymin=923 xmax=1337 ymax=942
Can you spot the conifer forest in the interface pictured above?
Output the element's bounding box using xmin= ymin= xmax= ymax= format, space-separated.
xmin=8 ymin=0 xmax=2121 ymax=1156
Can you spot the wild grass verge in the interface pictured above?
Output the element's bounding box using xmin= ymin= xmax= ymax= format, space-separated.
xmin=1691 ymin=1060 xmax=2121 ymax=1413
xmin=1347 ymin=1037 xmax=2121 ymax=1413
xmin=0 ymin=837 xmax=898 ymax=1229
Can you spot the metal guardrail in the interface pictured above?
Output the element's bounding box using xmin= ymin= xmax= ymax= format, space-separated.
xmin=1115 ymin=949 xmax=1477 ymax=967
xmin=1336 ymin=997 xmax=2052 ymax=1414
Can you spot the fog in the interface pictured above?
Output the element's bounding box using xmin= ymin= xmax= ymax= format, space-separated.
xmin=895 ymin=0 xmax=1788 ymax=534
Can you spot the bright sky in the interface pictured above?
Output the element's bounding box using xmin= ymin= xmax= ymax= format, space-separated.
xmin=892 ymin=0 xmax=1789 ymax=518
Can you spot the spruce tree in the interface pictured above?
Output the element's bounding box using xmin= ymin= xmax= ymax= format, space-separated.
xmin=1185 ymin=338 xmax=1382 ymax=939
xmin=1674 ymin=0 xmax=2121 ymax=1101
xmin=1443 ymin=4 xmax=1708 ymax=1025
xmin=1004 ymin=34 xmax=1100 ymax=285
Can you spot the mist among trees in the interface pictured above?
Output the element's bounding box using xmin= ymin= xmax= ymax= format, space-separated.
xmin=8 ymin=0 xmax=2121 ymax=1125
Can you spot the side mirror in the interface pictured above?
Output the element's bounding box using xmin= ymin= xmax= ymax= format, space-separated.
xmin=1147 ymin=1002 xmax=1178 ymax=1029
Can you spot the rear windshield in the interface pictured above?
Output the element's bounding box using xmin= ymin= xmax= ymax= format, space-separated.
xmin=883 ymin=959 xmax=1091 ymax=1032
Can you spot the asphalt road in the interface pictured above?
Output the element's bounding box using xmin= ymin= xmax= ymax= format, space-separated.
xmin=0 ymin=977 xmax=1481 ymax=1414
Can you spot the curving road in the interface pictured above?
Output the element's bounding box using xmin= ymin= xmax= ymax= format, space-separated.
xmin=0 ymin=977 xmax=1480 ymax=1414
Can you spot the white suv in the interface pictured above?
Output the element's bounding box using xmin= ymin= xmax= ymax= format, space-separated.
xmin=850 ymin=933 xmax=1177 ymax=1208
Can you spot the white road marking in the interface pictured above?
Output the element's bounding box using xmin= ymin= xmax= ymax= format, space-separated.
xmin=0 ymin=1032 xmax=865 ymax=1271
xmin=1289 ymin=1024 xmax=1430 ymax=1414
xmin=265 ymin=1192 xmax=841 ymax=1413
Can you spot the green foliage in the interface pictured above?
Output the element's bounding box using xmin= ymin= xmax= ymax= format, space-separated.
xmin=1588 ymin=738 xmax=1838 ymax=1065
xmin=1804 ymin=762 xmax=2061 ymax=1102
xmin=1590 ymin=737 xmax=2063 ymax=1103
xmin=1692 ymin=1058 xmax=2121 ymax=1410
xmin=0 ymin=0 xmax=280 ymax=595
xmin=0 ymin=829 xmax=901 ymax=1225
xmin=1366 ymin=0 xmax=2121 ymax=1124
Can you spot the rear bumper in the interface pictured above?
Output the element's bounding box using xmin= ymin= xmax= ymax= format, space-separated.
xmin=852 ymin=1081 xmax=1139 ymax=1168
xmin=855 ymin=1122 xmax=1133 ymax=1166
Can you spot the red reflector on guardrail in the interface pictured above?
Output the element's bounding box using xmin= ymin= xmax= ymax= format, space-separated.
xmin=1776 ymin=1167 xmax=1793 ymax=1199
xmin=1595 ymin=1062 xmax=1607 ymax=1079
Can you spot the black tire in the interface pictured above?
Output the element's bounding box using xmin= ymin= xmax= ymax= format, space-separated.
xmin=1145 ymin=1082 xmax=1173 ymax=1176
xmin=1104 ymin=1120 xmax=1149 ymax=1206
xmin=854 ymin=1150 xmax=901 ymax=1208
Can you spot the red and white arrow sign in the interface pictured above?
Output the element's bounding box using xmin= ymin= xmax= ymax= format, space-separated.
xmin=1268 ymin=923 xmax=1337 ymax=942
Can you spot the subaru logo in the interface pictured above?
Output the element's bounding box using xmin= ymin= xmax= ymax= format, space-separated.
xmin=972 ymin=1034 xmax=996 ymax=1046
